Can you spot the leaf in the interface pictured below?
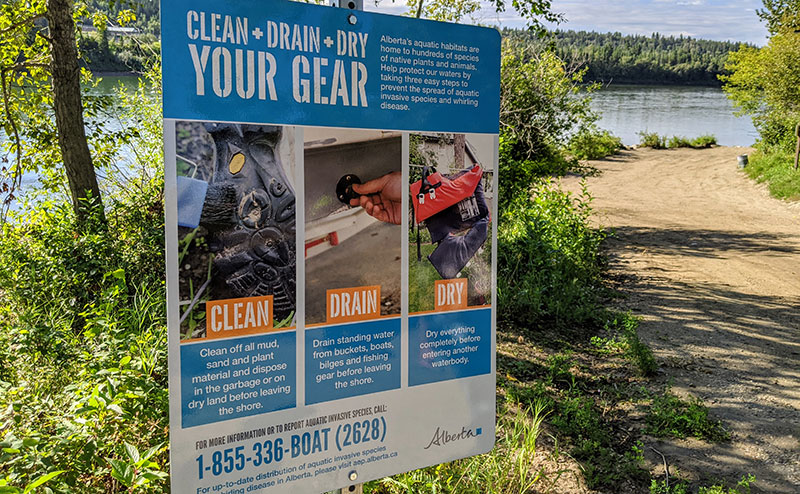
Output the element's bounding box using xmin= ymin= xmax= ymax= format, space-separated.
xmin=108 ymin=459 xmax=133 ymax=488
xmin=22 ymin=470 xmax=64 ymax=494
xmin=123 ymin=442 xmax=140 ymax=463
xmin=141 ymin=444 xmax=162 ymax=461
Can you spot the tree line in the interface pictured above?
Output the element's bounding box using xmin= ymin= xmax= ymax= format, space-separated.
xmin=505 ymin=28 xmax=748 ymax=86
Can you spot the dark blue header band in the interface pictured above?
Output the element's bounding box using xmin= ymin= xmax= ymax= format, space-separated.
xmin=162 ymin=0 xmax=500 ymax=133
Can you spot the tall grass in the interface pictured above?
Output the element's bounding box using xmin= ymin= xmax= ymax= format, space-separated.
xmin=369 ymin=401 xmax=551 ymax=494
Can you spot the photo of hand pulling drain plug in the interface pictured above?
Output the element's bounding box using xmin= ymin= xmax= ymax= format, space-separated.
xmin=304 ymin=128 xmax=402 ymax=325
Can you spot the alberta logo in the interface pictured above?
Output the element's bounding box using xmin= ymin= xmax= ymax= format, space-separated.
xmin=423 ymin=425 xmax=482 ymax=449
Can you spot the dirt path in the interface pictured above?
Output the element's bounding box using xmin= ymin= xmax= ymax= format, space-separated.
xmin=564 ymin=147 xmax=800 ymax=492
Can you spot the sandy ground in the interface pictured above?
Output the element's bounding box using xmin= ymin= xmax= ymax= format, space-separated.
xmin=564 ymin=147 xmax=800 ymax=492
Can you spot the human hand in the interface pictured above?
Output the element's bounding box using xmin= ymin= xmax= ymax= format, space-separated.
xmin=349 ymin=171 xmax=402 ymax=225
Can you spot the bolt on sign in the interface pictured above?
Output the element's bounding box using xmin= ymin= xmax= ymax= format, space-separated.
xmin=162 ymin=1 xmax=499 ymax=492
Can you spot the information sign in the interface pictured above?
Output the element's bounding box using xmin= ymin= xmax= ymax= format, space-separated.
xmin=163 ymin=1 xmax=500 ymax=492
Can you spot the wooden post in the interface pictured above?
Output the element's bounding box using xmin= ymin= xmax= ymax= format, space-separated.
xmin=793 ymin=123 xmax=799 ymax=171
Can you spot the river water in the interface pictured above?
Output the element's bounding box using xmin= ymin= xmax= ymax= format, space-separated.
xmin=589 ymin=85 xmax=758 ymax=147
xmin=8 ymin=79 xmax=756 ymax=195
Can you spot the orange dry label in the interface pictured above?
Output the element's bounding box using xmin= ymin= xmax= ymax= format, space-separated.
xmin=206 ymin=295 xmax=273 ymax=339
xmin=435 ymin=279 xmax=468 ymax=311
xmin=327 ymin=285 xmax=381 ymax=324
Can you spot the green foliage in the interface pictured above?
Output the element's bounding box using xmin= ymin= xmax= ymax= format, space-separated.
xmin=498 ymin=180 xmax=606 ymax=327
xmin=0 ymin=68 xmax=166 ymax=492
xmin=645 ymin=387 xmax=729 ymax=441
xmin=0 ymin=0 xmax=55 ymax=213
xmin=0 ymin=469 xmax=66 ymax=494
xmin=500 ymin=38 xmax=597 ymax=160
xmin=698 ymin=475 xmax=756 ymax=494
xmin=498 ymin=136 xmax=575 ymax=205
xmin=721 ymin=30 xmax=800 ymax=151
xmin=78 ymin=31 xmax=160 ymax=73
xmin=651 ymin=475 xmax=755 ymax=494
xmin=368 ymin=401 xmax=550 ymax=493
xmin=108 ymin=443 xmax=168 ymax=489
xmin=639 ymin=133 xmax=717 ymax=150
xmin=742 ymin=148 xmax=800 ymax=200
xmin=689 ymin=134 xmax=718 ymax=148
xmin=406 ymin=0 xmax=564 ymax=33
xmin=603 ymin=311 xmax=657 ymax=375
xmin=0 ymin=196 xmax=168 ymax=492
xmin=569 ymin=127 xmax=622 ymax=160
xmin=757 ymin=0 xmax=800 ymax=35
xmin=520 ymin=354 xmax=647 ymax=489
xmin=667 ymin=136 xmax=692 ymax=148
xmin=722 ymin=5 xmax=800 ymax=200
xmin=638 ymin=132 xmax=667 ymax=149
xmin=507 ymin=29 xmax=744 ymax=85
xmin=650 ymin=479 xmax=689 ymax=494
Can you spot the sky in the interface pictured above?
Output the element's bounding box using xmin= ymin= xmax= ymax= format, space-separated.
xmin=364 ymin=0 xmax=769 ymax=45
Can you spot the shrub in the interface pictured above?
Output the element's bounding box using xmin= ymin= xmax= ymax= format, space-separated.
xmin=569 ymin=127 xmax=623 ymax=160
xmin=500 ymin=38 xmax=597 ymax=159
xmin=667 ymin=135 xmax=717 ymax=149
xmin=667 ymin=135 xmax=692 ymax=148
xmin=0 ymin=196 xmax=168 ymax=492
xmin=690 ymin=134 xmax=717 ymax=148
xmin=698 ymin=475 xmax=756 ymax=494
xmin=640 ymin=133 xmax=718 ymax=150
xmin=0 ymin=69 xmax=168 ymax=492
xmin=638 ymin=131 xmax=667 ymax=149
xmin=498 ymin=180 xmax=605 ymax=327
xmin=498 ymin=136 xmax=575 ymax=206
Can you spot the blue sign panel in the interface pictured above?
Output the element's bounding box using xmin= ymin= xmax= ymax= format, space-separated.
xmin=305 ymin=318 xmax=401 ymax=404
xmin=180 ymin=332 xmax=296 ymax=428
xmin=409 ymin=308 xmax=492 ymax=386
xmin=162 ymin=0 xmax=500 ymax=133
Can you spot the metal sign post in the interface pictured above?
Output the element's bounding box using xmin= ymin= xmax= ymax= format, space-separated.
xmin=332 ymin=1 xmax=362 ymax=493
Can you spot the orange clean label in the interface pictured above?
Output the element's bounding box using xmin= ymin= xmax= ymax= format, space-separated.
xmin=206 ymin=295 xmax=273 ymax=340
xmin=327 ymin=285 xmax=381 ymax=324
xmin=435 ymin=279 xmax=468 ymax=311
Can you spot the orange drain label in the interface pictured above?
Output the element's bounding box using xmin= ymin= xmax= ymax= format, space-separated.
xmin=327 ymin=285 xmax=381 ymax=323
xmin=206 ymin=295 xmax=273 ymax=339
xmin=435 ymin=279 xmax=468 ymax=311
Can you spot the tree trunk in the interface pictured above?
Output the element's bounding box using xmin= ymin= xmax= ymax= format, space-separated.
xmin=46 ymin=0 xmax=104 ymax=223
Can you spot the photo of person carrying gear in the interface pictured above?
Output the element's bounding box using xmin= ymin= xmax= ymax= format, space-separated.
xmin=175 ymin=121 xmax=297 ymax=339
xmin=408 ymin=133 xmax=494 ymax=313
xmin=304 ymin=129 xmax=402 ymax=325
